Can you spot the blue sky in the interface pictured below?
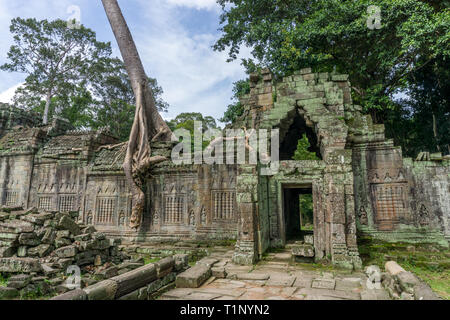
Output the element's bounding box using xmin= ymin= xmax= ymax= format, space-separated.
xmin=0 ymin=0 xmax=250 ymax=123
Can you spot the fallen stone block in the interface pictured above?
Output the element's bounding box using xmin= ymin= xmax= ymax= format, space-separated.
xmin=396 ymin=271 xmax=420 ymax=294
xmin=147 ymin=273 xmax=176 ymax=296
xmin=0 ymin=239 xmax=17 ymax=247
xmin=41 ymin=229 xmax=56 ymax=244
xmin=0 ymin=233 xmax=19 ymax=241
xmin=0 ymin=257 xmax=42 ymax=273
xmin=57 ymin=216 xmax=80 ymax=236
xmin=304 ymin=235 xmax=314 ymax=245
xmin=385 ymin=261 xmax=405 ymax=276
xmin=18 ymin=232 xmax=40 ymax=246
xmin=196 ymin=258 xmax=219 ymax=268
xmin=56 ymin=230 xmax=71 ymax=239
xmin=96 ymin=266 xmax=119 ymax=279
xmin=82 ymin=226 xmax=96 ymax=234
xmin=155 ymin=257 xmax=175 ymax=279
xmin=28 ymin=244 xmax=53 ymax=258
xmin=292 ymin=244 xmax=315 ymax=257
xmin=111 ymin=263 xmax=157 ymax=298
xmin=17 ymin=246 xmax=27 ymax=257
xmin=0 ymin=212 xmax=9 ymax=222
xmin=211 ymin=267 xmax=227 ymax=279
xmin=51 ymin=289 xmax=87 ymax=301
xmin=414 ymin=282 xmax=441 ymax=300
xmin=0 ymin=287 xmax=19 ymax=300
xmin=41 ymin=263 xmax=58 ymax=276
xmin=0 ymin=220 xmax=34 ymax=233
xmin=176 ymin=264 xmax=211 ymax=288
xmin=173 ymin=254 xmax=189 ymax=271
xmin=0 ymin=246 xmax=16 ymax=258
xmin=7 ymin=274 xmax=32 ymax=289
xmin=118 ymin=287 xmax=148 ymax=300
xmin=84 ymin=280 xmax=118 ymax=300
xmin=21 ymin=212 xmax=53 ymax=225
xmin=54 ymin=245 xmax=78 ymax=258
xmin=118 ymin=261 xmax=144 ymax=271
xmin=74 ymin=233 xmax=91 ymax=242
xmin=55 ymin=238 xmax=72 ymax=249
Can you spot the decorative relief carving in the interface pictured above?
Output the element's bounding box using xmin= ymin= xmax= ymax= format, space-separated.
xmin=118 ymin=210 xmax=125 ymax=226
xmin=212 ymin=190 xmax=236 ymax=220
xmin=358 ymin=206 xmax=368 ymax=225
xmin=371 ymin=183 xmax=407 ymax=230
xmin=58 ymin=194 xmax=75 ymax=212
xmin=368 ymin=169 xmax=407 ymax=184
xmin=152 ymin=210 xmax=159 ymax=225
xmin=417 ymin=204 xmax=429 ymax=226
xmin=96 ymin=197 xmax=116 ymax=225
xmin=189 ymin=210 xmax=195 ymax=226
xmin=38 ymin=196 xmax=53 ymax=211
xmin=163 ymin=195 xmax=185 ymax=224
xmin=3 ymin=190 xmax=19 ymax=206
xmin=201 ymin=207 xmax=207 ymax=225
xmin=86 ymin=210 xmax=93 ymax=225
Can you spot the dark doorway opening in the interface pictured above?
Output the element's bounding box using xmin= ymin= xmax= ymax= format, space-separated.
xmin=279 ymin=112 xmax=321 ymax=161
xmin=283 ymin=186 xmax=314 ymax=242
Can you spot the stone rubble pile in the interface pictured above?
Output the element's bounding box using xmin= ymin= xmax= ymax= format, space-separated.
xmin=374 ymin=261 xmax=440 ymax=300
xmin=0 ymin=207 xmax=128 ymax=299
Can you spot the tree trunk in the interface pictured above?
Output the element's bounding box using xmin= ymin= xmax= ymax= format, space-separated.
xmin=102 ymin=0 xmax=173 ymax=229
xmin=432 ymin=111 xmax=440 ymax=152
xmin=43 ymin=91 xmax=52 ymax=125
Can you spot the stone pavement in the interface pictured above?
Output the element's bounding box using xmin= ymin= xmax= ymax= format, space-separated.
xmin=161 ymin=248 xmax=391 ymax=301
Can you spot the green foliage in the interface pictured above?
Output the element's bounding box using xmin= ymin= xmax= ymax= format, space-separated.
xmin=89 ymin=58 xmax=168 ymax=141
xmin=0 ymin=273 xmax=8 ymax=287
xmin=299 ymin=194 xmax=314 ymax=228
xmin=1 ymin=18 xmax=111 ymax=123
xmin=220 ymin=79 xmax=250 ymax=124
xmin=215 ymin=0 xmax=449 ymax=153
xmin=292 ymin=134 xmax=320 ymax=161
xmin=385 ymin=57 xmax=450 ymax=156
xmin=0 ymin=18 xmax=169 ymax=141
xmin=167 ymin=112 xmax=218 ymax=150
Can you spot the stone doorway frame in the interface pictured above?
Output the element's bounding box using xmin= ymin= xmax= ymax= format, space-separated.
xmin=278 ymin=182 xmax=314 ymax=247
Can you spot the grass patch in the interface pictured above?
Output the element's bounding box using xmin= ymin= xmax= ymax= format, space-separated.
xmin=358 ymin=237 xmax=450 ymax=300
xmin=144 ymin=257 xmax=161 ymax=265
xmin=0 ymin=273 xmax=8 ymax=287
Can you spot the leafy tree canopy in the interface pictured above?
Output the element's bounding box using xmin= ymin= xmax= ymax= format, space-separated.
xmin=1 ymin=18 xmax=111 ymax=124
xmin=167 ymin=112 xmax=218 ymax=150
xmin=1 ymin=18 xmax=169 ymax=142
xmin=214 ymin=0 xmax=448 ymax=114
xmin=292 ymin=134 xmax=320 ymax=161
xmin=220 ymin=79 xmax=250 ymax=125
xmin=215 ymin=0 xmax=449 ymax=155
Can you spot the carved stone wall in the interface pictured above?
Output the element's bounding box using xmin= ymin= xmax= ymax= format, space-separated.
xmin=143 ymin=164 xmax=238 ymax=242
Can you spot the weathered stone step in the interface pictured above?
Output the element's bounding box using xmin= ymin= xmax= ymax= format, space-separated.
xmin=176 ymin=264 xmax=211 ymax=288
xmin=236 ymin=273 xmax=270 ymax=281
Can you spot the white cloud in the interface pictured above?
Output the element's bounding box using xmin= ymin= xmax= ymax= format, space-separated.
xmin=134 ymin=0 xmax=250 ymax=121
xmin=0 ymin=82 xmax=22 ymax=103
xmin=166 ymin=0 xmax=219 ymax=11
xmin=0 ymin=0 xmax=251 ymax=122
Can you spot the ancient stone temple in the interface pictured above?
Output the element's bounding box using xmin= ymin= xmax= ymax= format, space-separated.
xmin=0 ymin=68 xmax=448 ymax=270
